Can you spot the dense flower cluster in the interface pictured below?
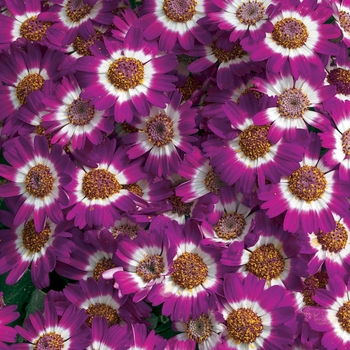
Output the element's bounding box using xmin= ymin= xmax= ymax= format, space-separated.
xmin=1 ymin=0 xmax=350 ymax=349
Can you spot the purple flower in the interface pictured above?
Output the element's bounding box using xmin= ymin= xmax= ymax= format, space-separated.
xmin=123 ymin=90 xmax=197 ymax=177
xmin=259 ymin=133 xmax=350 ymax=234
xmin=0 ymin=136 xmax=71 ymax=232
xmin=304 ymin=275 xmax=350 ymax=350
xmin=42 ymin=74 xmax=114 ymax=149
xmin=75 ymin=26 xmax=178 ymax=123
xmin=0 ymin=292 xmax=19 ymax=348
xmin=219 ymin=273 xmax=296 ymax=349
xmin=242 ymin=0 xmax=341 ymax=78
xmin=13 ymin=301 xmax=91 ymax=349
xmin=0 ymin=209 xmax=73 ymax=289
xmin=104 ymin=229 xmax=176 ymax=302
xmin=140 ymin=0 xmax=213 ymax=51
xmin=148 ymin=220 xmax=223 ymax=321
xmin=65 ymin=139 xmax=147 ymax=229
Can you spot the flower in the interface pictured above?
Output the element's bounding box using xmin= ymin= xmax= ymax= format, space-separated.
xmin=130 ymin=323 xmax=169 ymax=350
xmin=0 ymin=136 xmax=71 ymax=232
xmin=200 ymin=188 xmax=256 ymax=247
xmin=202 ymin=93 xmax=305 ymax=193
xmin=219 ymin=273 xmax=295 ymax=349
xmin=304 ymin=274 xmax=350 ymax=350
xmin=75 ymin=27 xmax=177 ymax=123
xmin=258 ymin=133 xmax=350 ymax=234
xmin=241 ymin=0 xmax=341 ymax=78
xmin=0 ymin=208 xmax=73 ymax=289
xmin=87 ymin=317 xmax=131 ymax=350
xmin=0 ymin=0 xmax=51 ymax=50
xmin=55 ymin=228 xmax=119 ymax=282
xmin=0 ymin=41 xmax=66 ymax=122
xmin=65 ymin=139 xmax=147 ymax=229
xmin=301 ymin=214 xmax=350 ymax=277
xmin=140 ymin=0 xmax=213 ymax=51
xmin=148 ymin=220 xmax=222 ymax=321
xmin=332 ymin=0 xmax=350 ymax=47
xmin=221 ymin=213 xmax=307 ymax=290
xmin=253 ymin=67 xmax=335 ymax=143
xmin=42 ymin=74 xmax=114 ymax=149
xmin=319 ymin=100 xmax=350 ymax=180
xmin=170 ymin=307 xmax=225 ymax=350
xmin=207 ymin=0 xmax=274 ymax=42
xmin=38 ymin=0 xmax=117 ymax=46
xmin=123 ymin=90 xmax=197 ymax=177
xmin=63 ymin=277 xmax=151 ymax=327
xmin=104 ymin=229 xmax=176 ymax=302
xmin=0 ymin=292 xmax=19 ymax=348
xmin=187 ymin=32 xmax=264 ymax=90
xmin=175 ymin=146 xmax=230 ymax=203
xmin=13 ymin=301 xmax=92 ymax=349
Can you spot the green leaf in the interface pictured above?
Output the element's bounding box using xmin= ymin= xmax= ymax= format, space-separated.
xmin=25 ymin=289 xmax=45 ymax=318
xmin=147 ymin=313 xmax=159 ymax=330
xmin=0 ymin=270 xmax=36 ymax=328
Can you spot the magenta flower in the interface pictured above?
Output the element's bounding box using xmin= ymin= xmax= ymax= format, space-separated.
xmin=219 ymin=273 xmax=296 ymax=349
xmin=65 ymin=139 xmax=147 ymax=229
xmin=259 ymin=133 xmax=350 ymax=234
xmin=148 ymin=220 xmax=223 ymax=321
xmin=0 ymin=136 xmax=71 ymax=232
xmin=42 ymin=74 xmax=114 ymax=149
xmin=13 ymin=301 xmax=91 ymax=349
xmin=0 ymin=292 xmax=19 ymax=348
xmin=242 ymin=0 xmax=341 ymax=78
xmin=75 ymin=27 xmax=178 ymax=123
xmin=123 ymin=90 xmax=197 ymax=177
xmin=104 ymin=229 xmax=176 ymax=302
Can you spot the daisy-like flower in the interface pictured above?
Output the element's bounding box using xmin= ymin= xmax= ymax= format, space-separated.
xmin=63 ymin=277 xmax=151 ymax=327
xmin=221 ymin=213 xmax=307 ymax=291
xmin=200 ymin=188 xmax=256 ymax=247
xmin=253 ymin=66 xmax=335 ymax=143
xmin=129 ymin=323 xmax=169 ymax=350
xmin=123 ymin=90 xmax=197 ymax=177
xmin=258 ymin=133 xmax=350 ymax=234
xmin=148 ymin=220 xmax=223 ymax=321
xmin=219 ymin=273 xmax=295 ymax=350
xmin=301 ymin=214 xmax=350 ymax=277
xmin=203 ymin=93 xmax=305 ymax=194
xmin=187 ymin=32 xmax=264 ymax=91
xmin=169 ymin=306 xmax=225 ymax=350
xmin=13 ymin=300 xmax=91 ymax=349
xmin=332 ymin=0 xmax=350 ymax=47
xmin=140 ymin=0 xmax=213 ymax=51
xmin=65 ymin=139 xmax=147 ymax=229
xmin=0 ymin=136 xmax=71 ymax=232
xmin=0 ymin=41 xmax=66 ymax=121
xmin=87 ymin=317 xmax=131 ymax=350
xmin=42 ymin=74 xmax=114 ymax=149
xmin=0 ymin=209 xmax=73 ymax=289
xmin=207 ymin=0 xmax=275 ymax=42
xmin=175 ymin=146 xmax=230 ymax=203
xmin=75 ymin=27 xmax=177 ymax=123
xmin=103 ymin=229 xmax=176 ymax=302
xmin=56 ymin=228 xmax=119 ymax=282
xmin=323 ymin=43 xmax=350 ymax=106
xmin=241 ymin=0 xmax=341 ymax=78
xmin=304 ymin=274 xmax=350 ymax=350
xmin=0 ymin=0 xmax=52 ymax=50
xmin=0 ymin=292 xmax=19 ymax=348
xmin=66 ymin=22 xmax=108 ymax=58
xmin=301 ymin=271 xmax=329 ymax=307
xmin=319 ymin=100 xmax=350 ymax=180
xmin=38 ymin=0 xmax=116 ymax=46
